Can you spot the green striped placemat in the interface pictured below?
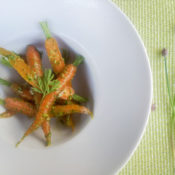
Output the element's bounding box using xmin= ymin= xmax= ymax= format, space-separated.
xmin=112 ymin=0 xmax=175 ymax=174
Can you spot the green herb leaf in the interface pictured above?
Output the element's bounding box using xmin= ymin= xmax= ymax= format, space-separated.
xmin=72 ymin=94 xmax=88 ymax=103
xmin=40 ymin=21 xmax=52 ymax=39
xmin=0 ymin=56 xmax=12 ymax=67
xmin=31 ymin=87 xmax=42 ymax=94
xmin=73 ymin=55 xmax=84 ymax=67
xmin=32 ymin=69 xmax=60 ymax=97
xmin=0 ymin=78 xmax=12 ymax=87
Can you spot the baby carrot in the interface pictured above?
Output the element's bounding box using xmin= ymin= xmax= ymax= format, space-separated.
xmin=52 ymin=104 xmax=93 ymax=117
xmin=0 ymin=97 xmax=36 ymax=117
xmin=16 ymin=56 xmax=83 ymax=146
xmin=11 ymin=84 xmax=33 ymax=101
xmin=59 ymin=99 xmax=75 ymax=130
xmin=0 ymin=78 xmax=33 ymax=101
xmin=26 ymin=45 xmax=51 ymax=145
xmin=0 ymin=100 xmax=92 ymax=119
xmin=58 ymin=86 xmax=75 ymax=100
xmin=26 ymin=45 xmax=43 ymax=77
xmin=0 ymin=111 xmax=14 ymax=118
xmin=0 ymin=48 xmax=37 ymax=87
xmin=40 ymin=22 xmax=65 ymax=74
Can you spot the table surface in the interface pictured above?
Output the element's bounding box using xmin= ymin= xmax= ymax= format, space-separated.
xmin=112 ymin=1 xmax=175 ymax=175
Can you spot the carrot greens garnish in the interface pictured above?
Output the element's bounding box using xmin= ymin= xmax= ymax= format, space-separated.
xmin=40 ymin=21 xmax=52 ymax=39
xmin=0 ymin=56 xmax=12 ymax=67
xmin=0 ymin=78 xmax=12 ymax=86
xmin=32 ymin=69 xmax=60 ymax=97
xmin=72 ymin=94 xmax=88 ymax=103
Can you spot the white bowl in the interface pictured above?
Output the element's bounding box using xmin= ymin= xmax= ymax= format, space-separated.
xmin=0 ymin=0 xmax=152 ymax=175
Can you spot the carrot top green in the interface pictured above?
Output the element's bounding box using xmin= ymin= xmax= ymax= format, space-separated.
xmin=32 ymin=69 xmax=60 ymax=97
xmin=40 ymin=21 xmax=52 ymax=39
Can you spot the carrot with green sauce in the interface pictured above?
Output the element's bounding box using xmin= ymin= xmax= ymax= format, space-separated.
xmin=0 ymin=98 xmax=92 ymax=119
xmin=0 ymin=48 xmax=37 ymax=87
xmin=59 ymin=99 xmax=75 ymax=130
xmin=58 ymin=86 xmax=75 ymax=100
xmin=39 ymin=23 xmax=74 ymax=99
xmin=0 ymin=78 xmax=33 ymax=101
xmin=0 ymin=76 xmax=76 ymax=103
xmin=52 ymin=104 xmax=93 ymax=118
xmin=16 ymin=56 xmax=83 ymax=146
xmin=0 ymin=111 xmax=15 ymax=118
xmin=26 ymin=45 xmax=43 ymax=77
xmin=26 ymin=45 xmax=51 ymax=145
xmin=40 ymin=22 xmax=65 ymax=74
xmin=0 ymin=97 xmax=36 ymax=117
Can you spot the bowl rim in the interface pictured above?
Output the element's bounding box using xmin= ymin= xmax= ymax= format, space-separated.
xmin=107 ymin=0 xmax=153 ymax=174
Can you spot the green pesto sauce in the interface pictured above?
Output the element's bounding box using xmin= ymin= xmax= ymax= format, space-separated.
xmin=43 ymin=113 xmax=49 ymax=118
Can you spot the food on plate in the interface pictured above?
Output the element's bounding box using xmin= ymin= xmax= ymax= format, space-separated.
xmin=0 ymin=22 xmax=92 ymax=146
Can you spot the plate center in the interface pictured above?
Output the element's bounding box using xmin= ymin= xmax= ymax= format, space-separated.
xmin=0 ymin=32 xmax=97 ymax=149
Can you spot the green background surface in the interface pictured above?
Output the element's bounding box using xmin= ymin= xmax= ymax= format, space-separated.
xmin=112 ymin=1 xmax=175 ymax=175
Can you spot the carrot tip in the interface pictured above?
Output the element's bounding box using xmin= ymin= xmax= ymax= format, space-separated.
xmin=89 ymin=112 xmax=94 ymax=119
xmin=0 ymin=111 xmax=13 ymax=118
xmin=16 ymin=135 xmax=25 ymax=147
xmin=46 ymin=133 xmax=51 ymax=146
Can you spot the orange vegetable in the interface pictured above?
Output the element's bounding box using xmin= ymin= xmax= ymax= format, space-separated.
xmin=40 ymin=22 xmax=65 ymax=74
xmin=26 ymin=45 xmax=51 ymax=145
xmin=0 ymin=78 xmax=33 ymax=102
xmin=2 ymin=97 xmax=36 ymax=117
xmin=26 ymin=45 xmax=43 ymax=77
xmin=58 ymin=86 xmax=75 ymax=100
xmin=16 ymin=56 xmax=83 ymax=146
xmin=0 ymin=100 xmax=92 ymax=119
xmin=0 ymin=111 xmax=14 ymax=118
xmin=52 ymin=104 xmax=93 ymax=117
xmin=11 ymin=83 xmax=33 ymax=101
xmin=0 ymin=48 xmax=37 ymax=87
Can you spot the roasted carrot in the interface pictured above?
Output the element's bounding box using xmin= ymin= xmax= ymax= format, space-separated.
xmin=26 ymin=45 xmax=43 ymax=77
xmin=40 ymin=22 xmax=65 ymax=74
xmin=16 ymin=56 xmax=83 ymax=146
xmin=58 ymin=86 xmax=75 ymax=100
xmin=52 ymin=104 xmax=93 ymax=117
xmin=0 ymin=98 xmax=92 ymax=120
xmin=0 ymin=111 xmax=14 ymax=118
xmin=0 ymin=97 xmax=36 ymax=117
xmin=0 ymin=78 xmax=33 ymax=101
xmin=59 ymin=99 xmax=75 ymax=130
xmin=26 ymin=45 xmax=51 ymax=145
xmin=11 ymin=83 xmax=33 ymax=101
xmin=0 ymin=48 xmax=37 ymax=87
xmin=0 ymin=76 xmax=74 ymax=103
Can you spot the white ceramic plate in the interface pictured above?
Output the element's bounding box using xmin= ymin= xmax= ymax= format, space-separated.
xmin=0 ymin=0 xmax=152 ymax=175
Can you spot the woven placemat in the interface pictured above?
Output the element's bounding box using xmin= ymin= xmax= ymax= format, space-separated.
xmin=112 ymin=1 xmax=175 ymax=174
